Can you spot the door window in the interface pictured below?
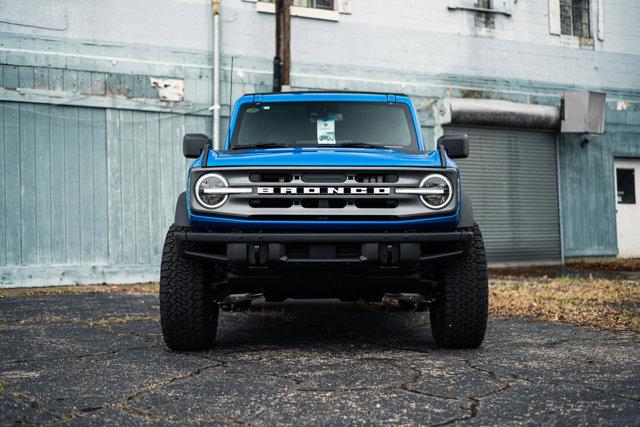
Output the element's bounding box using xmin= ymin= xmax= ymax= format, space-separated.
xmin=616 ymin=168 xmax=636 ymax=204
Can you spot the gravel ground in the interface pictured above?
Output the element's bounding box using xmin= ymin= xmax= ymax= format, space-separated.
xmin=0 ymin=292 xmax=638 ymax=425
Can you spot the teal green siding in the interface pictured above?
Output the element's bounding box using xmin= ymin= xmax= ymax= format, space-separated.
xmin=0 ymin=64 xmax=210 ymax=286
xmin=558 ymin=109 xmax=640 ymax=257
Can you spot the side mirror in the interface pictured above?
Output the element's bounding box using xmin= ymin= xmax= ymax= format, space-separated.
xmin=183 ymin=133 xmax=211 ymax=158
xmin=437 ymin=133 xmax=469 ymax=159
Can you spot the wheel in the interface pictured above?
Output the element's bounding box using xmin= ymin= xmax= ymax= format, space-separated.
xmin=160 ymin=224 xmax=219 ymax=351
xmin=429 ymin=222 xmax=488 ymax=349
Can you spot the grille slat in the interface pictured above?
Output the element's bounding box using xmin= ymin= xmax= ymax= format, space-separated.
xmin=301 ymin=199 xmax=348 ymax=209
xmin=301 ymin=173 xmax=346 ymax=183
xmin=355 ymin=173 xmax=399 ymax=183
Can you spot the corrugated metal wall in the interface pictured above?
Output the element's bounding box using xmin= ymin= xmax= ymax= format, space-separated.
xmin=557 ymin=109 xmax=640 ymax=257
xmin=0 ymin=65 xmax=210 ymax=286
xmin=446 ymin=126 xmax=561 ymax=263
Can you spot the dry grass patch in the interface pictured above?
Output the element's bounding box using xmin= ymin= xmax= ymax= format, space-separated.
xmin=88 ymin=315 xmax=160 ymax=328
xmin=490 ymin=277 xmax=640 ymax=333
xmin=567 ymin=258 xmax=640 ymax=272
xmin=0 ymin=282 xmax=159 ymax=298
xmin=3 ymin=314 xmax=159 ymax=328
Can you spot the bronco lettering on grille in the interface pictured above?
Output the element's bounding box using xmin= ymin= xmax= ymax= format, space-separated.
xmin=257 ymin=187 xmax=391 ymax=195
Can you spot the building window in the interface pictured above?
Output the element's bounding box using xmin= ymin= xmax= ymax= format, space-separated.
xmin=296 ymin=0 xmax=334 ymax=10
xmin=560 ymin=0 xmax=591 ymax=38
xmin=475 ymin=0 xmax=495 ymax=29
xmin=617 ymin=169 xmax=636 ymax=204
xmin=259 ymin=0 xmax=335 ymax=11
xmin=253 ymin=0 xmax=341 ymax=21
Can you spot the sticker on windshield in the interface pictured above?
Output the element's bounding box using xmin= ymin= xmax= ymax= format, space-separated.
xmin=317 ymin=117 xmax=336 ymax=145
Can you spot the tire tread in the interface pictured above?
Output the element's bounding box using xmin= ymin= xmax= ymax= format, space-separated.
xmin=160 ymin=224 xmax=218 ymax=351
xmin=430 ymin=222 xmax=488 ymax=348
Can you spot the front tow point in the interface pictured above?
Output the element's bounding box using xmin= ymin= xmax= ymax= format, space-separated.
xmin=248 ymin=244 xmax=269 ymax=266
xmin=379 ymin=243 xmax=400 ymax=266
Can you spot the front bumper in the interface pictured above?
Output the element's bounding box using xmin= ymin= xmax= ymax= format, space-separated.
xmin=175 ymin=230 xmax=472 ymax=270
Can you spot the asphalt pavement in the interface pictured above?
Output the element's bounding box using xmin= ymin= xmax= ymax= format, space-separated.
xmin=0 ymin=292 xmax=638 ymax=425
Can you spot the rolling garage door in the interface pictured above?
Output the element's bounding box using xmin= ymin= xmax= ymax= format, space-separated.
xmin=445 ymin=126 xmax=561 ymax=263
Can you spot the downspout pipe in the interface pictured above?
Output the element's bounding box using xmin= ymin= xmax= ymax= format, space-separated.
xmin=212 ymin=0 xmax=221 ymax=150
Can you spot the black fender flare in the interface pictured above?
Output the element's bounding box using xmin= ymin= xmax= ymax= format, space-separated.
xmin=457 ymin=192 xmax=474 ymax=228
xmin=174 ymin=192 xmax=190 ymax=227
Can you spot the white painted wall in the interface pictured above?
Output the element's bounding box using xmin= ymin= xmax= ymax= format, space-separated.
xmin=221 ymin=0 xmax=640 ymax=91
xmin=1 ymin=0 xmax=639 ymax=92
xmin=0 ymin=0 xmax=213 ymax=51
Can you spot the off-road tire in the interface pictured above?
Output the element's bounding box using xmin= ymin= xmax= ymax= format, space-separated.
xmin=160 ymin=224 xmax=219 ymax=351
xmin=430 ymin=222 xmax=488 ymax=348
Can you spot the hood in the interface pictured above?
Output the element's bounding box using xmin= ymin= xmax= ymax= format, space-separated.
xmin=198 ymin=147 xmax=453 ymax=168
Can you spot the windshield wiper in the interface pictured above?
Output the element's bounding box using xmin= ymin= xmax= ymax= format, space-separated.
xmin=336 ymin=142 xmax=388 ymax=149
xmin=232 ymin=143 xmax=289 ymax=150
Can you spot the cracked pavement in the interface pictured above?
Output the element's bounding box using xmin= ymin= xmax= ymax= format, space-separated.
xmin=0 ymin=292 xmax=638 ymax=425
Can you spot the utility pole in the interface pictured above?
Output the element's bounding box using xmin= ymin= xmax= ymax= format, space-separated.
xmin=212 ymin=0 xmax=221 ymax=149
xmin=273 ymin=0 xmax=291 ymax=92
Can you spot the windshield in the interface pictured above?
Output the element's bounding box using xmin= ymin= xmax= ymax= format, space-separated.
xmin=230 ymin=101 xmax=419 ymax=153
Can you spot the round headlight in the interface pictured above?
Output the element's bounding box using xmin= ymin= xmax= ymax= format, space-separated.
xmin=195 ymin=173 xmax=229 ymax=209
xmin=419 ymin=174 xmax=453 ymax=210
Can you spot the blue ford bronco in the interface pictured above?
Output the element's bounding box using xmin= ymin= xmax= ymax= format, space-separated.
xmin=160 ymin=92 xmax=488 ymax=350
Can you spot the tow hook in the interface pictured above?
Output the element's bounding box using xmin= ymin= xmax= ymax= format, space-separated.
xmin=247 ymin=244 xmax=269 ymax=266
xmin=379 ymin=243 xmax=400 ymax=266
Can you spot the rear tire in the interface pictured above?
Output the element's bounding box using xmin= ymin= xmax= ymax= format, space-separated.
xmin=160 ymin=224 xmax=219 ymax=351
xmin=429 ymin=223 xmax=488 ymax=349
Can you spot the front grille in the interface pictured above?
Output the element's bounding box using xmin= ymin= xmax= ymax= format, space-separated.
xmin=249 ymin=199 xmax=293 ymax=208
xmin=190 ymin=167 xmax=458 ymax=220
xmin=249 ymin=172 xmax=293 ymax=183
xmin=301 ymin=199 xmax=348 ymax=209
xmin=248 ymin=215 xmax=400 ymax=221
xmin=354 ymin=199 xmax=399 ymax=209
xmin=355 ymin=173 xmax=399 ymax=183
xmin=301 ymin=173 xmax=346 ymax=183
